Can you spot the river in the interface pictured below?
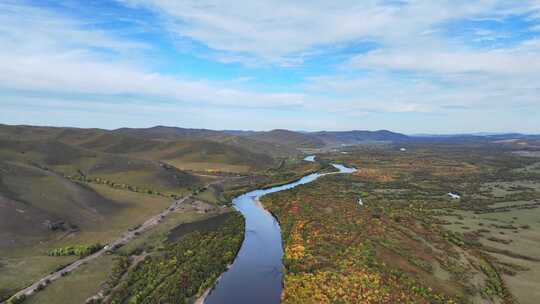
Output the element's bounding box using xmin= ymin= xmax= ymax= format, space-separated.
xmin=204 ymin=157 xmax=356 ymax=304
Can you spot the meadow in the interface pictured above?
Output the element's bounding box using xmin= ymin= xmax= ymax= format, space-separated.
xmin=262 ymin=142 xmax=540 ymax=304
xmin=3 ymin=124 xmax=539 ymax=304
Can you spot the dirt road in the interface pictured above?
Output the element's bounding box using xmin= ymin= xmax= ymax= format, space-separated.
xmin=4 ymin=196 xmax=191 ymax=302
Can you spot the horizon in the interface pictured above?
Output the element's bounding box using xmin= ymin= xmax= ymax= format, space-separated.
xmin=1 ymin=1 xmax=540 ymax=133
xmin=2 ymin=122 xmax=538 ymax=136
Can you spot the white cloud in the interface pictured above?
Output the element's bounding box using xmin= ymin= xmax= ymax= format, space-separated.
xmin=0 ymin=2 xmax=148 ymax=54
xmin=0 ymin=1 xmax=440 ymax=115
xmin=0 ymin=51 xmax=309 ymax=108
xmin=1 ymin=1 xmax=540 ymax=132
xmin=122 ymin=0 xmax=393 ymax=61
xmin=0 ymin=1 xmax=310 ymax=110
xmin=121 ymin=0 xmax=540 ymax=64
xmin=349 ymin=47 xmax=540 ymax=75
xmin=531 ymin=23 xmax=540 ymax=31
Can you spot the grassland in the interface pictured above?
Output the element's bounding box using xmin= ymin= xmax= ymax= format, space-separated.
xmin=4 ymin=124 xmax=539 ymax=304
xmin=261 ymin=142 xmax=540 ymax=304
xmin=13 ymin=202 xmax=238 ymax=304
xmin=165 ymin=160 xmax=250 ymax=173
xmin=0 ymin=183 xmax=174 ymax=300
xmin=440 ymin=202 xmax=540 ymax=304
xmin=0 ymin=124 xmax=282 ymax=301
xmin=23 ymin=255 xmax=116 ymax=304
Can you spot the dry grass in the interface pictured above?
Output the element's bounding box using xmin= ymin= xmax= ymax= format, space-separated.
xmin=353 ymin=168 xmax=395 ymax=182
xmin=0 ymin=184 xmax=172 ymax=300
xmin=440 ymin=203 xmax=540 ymax=304
xmin=24 ymin=255 xmax=115 ymax=304
xmin=165 ymin=160 xmax=250 ymax=173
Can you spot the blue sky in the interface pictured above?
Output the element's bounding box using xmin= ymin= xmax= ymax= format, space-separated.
xmin=1 ymin=0 xmax=540 ymax=133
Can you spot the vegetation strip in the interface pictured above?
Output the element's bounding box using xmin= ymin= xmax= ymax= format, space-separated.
xmin=100 ymin=213 xmax=244 ymax=304
xmin=3 ymin=196 xmax=192 ymax=303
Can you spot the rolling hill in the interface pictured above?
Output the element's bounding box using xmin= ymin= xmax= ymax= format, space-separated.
xmin=113 ymin=126 xmax=412 ymax=151
xmin=113 ymin=126 xmax=299 ymax=157
xmin=0 ymin=123 xmax=275 ymax=253
xmin=239 ymin=129 xmax=326 ymax=149
xmin=312 ymin=130 xmax=410 ymax=145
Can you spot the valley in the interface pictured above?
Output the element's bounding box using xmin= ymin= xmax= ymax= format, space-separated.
xmin=1 ymin=124 xmax=539 ymax=304
xmin=3 ymin=2 xmax=540 ymax=303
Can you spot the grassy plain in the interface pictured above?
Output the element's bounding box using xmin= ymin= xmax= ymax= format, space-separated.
xmin=262 ymin=142 xmax=540 ymax=304
xmin=13 ymin=200 xmax=236 ymax=304
xmin=4 ymin=124 xmax=539 ymax=304
xmin=0 ymin=184 xmax=173 ymax=300
xmin=24 ymin=255 xmax=115 ymax=304
xmin=440 ymin=202 xmax=540 ymax=304
xmin=165 ymin=160 xmax=250 ymax=173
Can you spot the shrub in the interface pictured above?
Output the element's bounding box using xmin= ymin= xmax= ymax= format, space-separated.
xmin=48 ymin=243 xmax=103 ymax=257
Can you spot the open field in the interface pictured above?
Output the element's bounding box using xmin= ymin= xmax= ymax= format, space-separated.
xmin=440 ymin=202 xmax=540 ymax=304
xmin=0 ymin=124 xmax=264 ymax=301
xmin=11 ymin=199 xmax=236 ymax=304
xmin=164 ymin=160 xmax=250 ymax=173
xmin=261 ymin=142 xmax=540 ymax=304
xmin=3 ymin=124 xmax=540 ymax=303
xmin=24 ymin=255 xmax=116 ymax=304
xmin=116 ymin=202 xmax=232 ymax=257
xmin=0 ymin=184 xmax=174 ymax=300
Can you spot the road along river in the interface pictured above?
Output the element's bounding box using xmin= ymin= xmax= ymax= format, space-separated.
xmin=5 ymin=196 xmax=192 ymax=303
xmin=204 ymin=158 xmax=356 ymax=304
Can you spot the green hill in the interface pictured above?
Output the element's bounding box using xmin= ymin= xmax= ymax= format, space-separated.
xmin=242 ymin=129 xmax=326 ymax=149
xmin=114 ymin=126 xmax=299 ymax=157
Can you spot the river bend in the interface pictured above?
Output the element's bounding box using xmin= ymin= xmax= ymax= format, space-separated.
xmin=204 ymin=158 xmax=356 ymax=304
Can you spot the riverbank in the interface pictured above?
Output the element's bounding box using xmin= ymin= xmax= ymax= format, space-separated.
xmin=259 ymin=169 xmax=456 ymax=303
xmin=204 ymin=160 xmax=357 ymax=304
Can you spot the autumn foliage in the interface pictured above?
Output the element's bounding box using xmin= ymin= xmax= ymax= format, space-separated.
xmin=262 ymin=177 xmax=459 ymax=304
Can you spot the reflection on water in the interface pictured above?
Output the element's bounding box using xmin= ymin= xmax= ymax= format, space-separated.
xmin=204 ymin=158 xmax=355 ymax=304
xmin=303 ymin=155 xmax=316 ymax=162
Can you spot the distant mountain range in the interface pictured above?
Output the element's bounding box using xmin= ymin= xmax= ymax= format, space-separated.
xmin=411 ymin=132 xmax=537 ymax=137
xmin=3 ymin=124 xmax=539 ymax=154
xmin=114 ymin=126 xmax=540 ymax=147
xmin=115 ymin=126 xmax=412 ymax=149
xmin=409 ymin=132 xmax=540 ymax=142
xmin=311 ymin=130 xmax=409 ymax=145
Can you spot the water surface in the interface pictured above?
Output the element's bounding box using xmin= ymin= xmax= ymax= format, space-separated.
xmin=205 ymin=159 xmax=356 ymax=304
xmin=303 ymin=155 xmax=316 ymax=162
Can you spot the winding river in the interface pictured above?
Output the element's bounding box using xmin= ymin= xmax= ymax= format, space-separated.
xmin=204 ymin=157 xmax=356 ymax=304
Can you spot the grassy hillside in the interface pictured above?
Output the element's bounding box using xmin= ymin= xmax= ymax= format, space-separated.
xmin=0 ymin=124 xmax=278 ymax=173
xmin=0 ymin=161 xmax=120 ymax=248
xmin=114 ymin=126 xmax=299 ymax=157
xmin=0 ymin=179 xmax=175 ymax=300
xmin=243 ymin=129 xmax=326 ymax=149
xmin=0 ymin=137 xmax=202 ymax=193
xmin=312 ymin=130 xmax=409 ymax=145
xmin=67 ymin=128 xmax=279 ymax=171
xmin=0 ymin=124 xmax=271 ymax=300
xmin=0 ymin=124 xmax=268 ymax=256
xmin=114 ymin=125 xmax=224 ymax=140
xmin=126 ymin=139 xmax=275 ymax=171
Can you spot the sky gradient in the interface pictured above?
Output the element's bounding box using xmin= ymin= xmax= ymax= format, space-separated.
xmin=1 ymin=0 xmax=540 ymax=133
